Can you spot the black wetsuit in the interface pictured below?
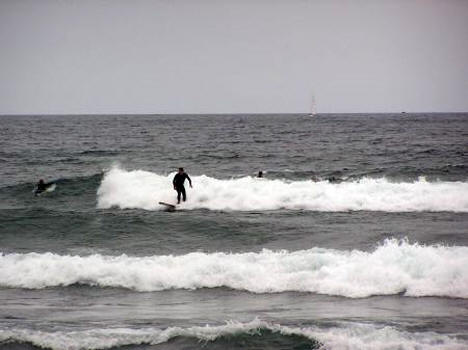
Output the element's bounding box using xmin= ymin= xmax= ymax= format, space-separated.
xmin=35 ymin=181 xmax=52 ymax=196
xmin=173 ymin=172 xmax=192 ymax=203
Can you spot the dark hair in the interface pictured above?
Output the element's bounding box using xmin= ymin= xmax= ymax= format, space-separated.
xmin=179 ymin=167 xmax=184 ymax=172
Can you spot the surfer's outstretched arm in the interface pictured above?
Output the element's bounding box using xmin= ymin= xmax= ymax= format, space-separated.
xmin=186 ymin=174 xmax=192 ymax=188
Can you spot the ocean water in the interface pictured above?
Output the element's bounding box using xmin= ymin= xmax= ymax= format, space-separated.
xmin=0 ymin=113 xmax=467 ymax=350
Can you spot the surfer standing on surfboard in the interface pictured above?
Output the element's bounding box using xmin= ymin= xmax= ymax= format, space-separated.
xmin=173 ymin=168 xmax=192 ymax=204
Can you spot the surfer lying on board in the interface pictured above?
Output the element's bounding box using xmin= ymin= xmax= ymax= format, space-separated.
xmin=173 ymin=168 xmax=192 ymax=204
xmin=34 ymin=179 xmax=54 ymax=196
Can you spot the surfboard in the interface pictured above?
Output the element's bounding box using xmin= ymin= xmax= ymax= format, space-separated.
xmin=33 ymin=183 xmax=56 ymax=196
xmin=158 ymin=201 xmax=176 ymax=211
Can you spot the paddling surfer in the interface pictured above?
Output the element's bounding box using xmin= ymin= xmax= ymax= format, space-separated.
xmin=34 ymin=179 xmax=54 ymax=196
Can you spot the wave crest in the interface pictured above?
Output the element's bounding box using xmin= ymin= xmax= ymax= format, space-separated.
xmin=96 ymin=167 xmax=468 ymax=212
xmin=1 ymin=239 xmax=467 ymax=298
xmin=1 ymin=319 xmax=466 ymax=350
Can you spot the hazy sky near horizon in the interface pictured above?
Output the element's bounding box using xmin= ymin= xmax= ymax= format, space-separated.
xmin=1 ymin=0 xmax=467 ymax=114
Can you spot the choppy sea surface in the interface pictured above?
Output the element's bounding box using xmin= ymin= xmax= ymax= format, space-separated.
xmin=1 ymin=113 xmax=468 ymax=350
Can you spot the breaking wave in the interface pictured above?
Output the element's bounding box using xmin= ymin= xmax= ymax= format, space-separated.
xmin=1 ymin=239 xmax=467 ymax=298
xmin=96 ymin=167 xmax=468 ymax=212
xmin=0 ymin=319 xmax=466 ymax=350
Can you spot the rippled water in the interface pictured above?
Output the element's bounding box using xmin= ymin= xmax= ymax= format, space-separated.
xmin=1 ymin=113 xmax=467 ymax=350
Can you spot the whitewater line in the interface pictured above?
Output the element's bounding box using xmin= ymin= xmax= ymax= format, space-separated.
xmin=1 ymin=319 xmax=466 ymax=350
xmin=1 ymin=239 xmax=467 ymax=298
xmin=96 ymin=167 xmax=468 ymax=212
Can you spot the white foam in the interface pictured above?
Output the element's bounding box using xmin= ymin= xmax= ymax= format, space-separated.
xmin=1 ymin=239 xmax=467 ymax=298
xmin=290 ymin=322 xmax=468 ymax=350
xmin=0 ymin=319 xmax=466 ymax=350
xmin=96 ymin=167 xmax=468 ymax=212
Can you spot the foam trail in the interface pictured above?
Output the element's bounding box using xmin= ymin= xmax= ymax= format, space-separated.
xmin=1 ymin=239 xmax=467 ymax=298
xmin=96 ymin=167 xmax=468 ymax=212
xmin=0 ymin=320 xmax=466 ymax=350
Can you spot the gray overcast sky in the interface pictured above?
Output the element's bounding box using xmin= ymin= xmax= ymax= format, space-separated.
xmin=1 ymin=0 xmax=467 ymax=114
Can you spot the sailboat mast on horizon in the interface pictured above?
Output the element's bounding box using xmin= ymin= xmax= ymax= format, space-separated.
xmin=308 ymin=94 xmax=316 ymax=116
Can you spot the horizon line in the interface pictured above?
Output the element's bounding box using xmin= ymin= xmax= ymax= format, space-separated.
xmin=1 ymin=111 xmax=467 ymax=117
